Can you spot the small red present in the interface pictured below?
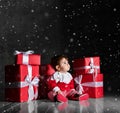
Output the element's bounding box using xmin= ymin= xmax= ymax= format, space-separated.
xmin=5 ymin=64 xmax=40 ymax=102
xmin=38 ymin=64 xmax=55 ymax=99
xmin=14 ymin=50 xmax=41 ymax=65
xmin=73 ymin=56 xmax=100 ymax=75
xmin=40 ymin=64 xmax=55 ymax=76
xmin=74 ymin=73 xmax=104 ymax=98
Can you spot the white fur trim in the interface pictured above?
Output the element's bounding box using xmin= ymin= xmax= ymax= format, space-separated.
xmin=53 ymin=86 xmax=60 ymax=92
xmin=52 ymin=71 xmax=73 ymax=84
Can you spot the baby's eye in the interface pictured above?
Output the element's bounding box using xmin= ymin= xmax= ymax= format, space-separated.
xmin=63 ymin=62 xmax=68 ymax=64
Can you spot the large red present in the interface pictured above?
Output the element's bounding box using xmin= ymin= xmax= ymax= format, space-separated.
xmin=5 ymin=64 xmax=40 ymax=102
xmin=74 ymin=73 xmax=104 ymax=98
xmin=14 ymin=50 xmax=41 ymax=65
xmin=73 ymin=56 xmax=100 ymax=75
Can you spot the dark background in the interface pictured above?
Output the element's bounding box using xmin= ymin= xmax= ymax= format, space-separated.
xmin=0 ymin=0 xmax=120 ymax=100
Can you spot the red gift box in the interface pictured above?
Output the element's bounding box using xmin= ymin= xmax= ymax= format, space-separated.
xmin=74 ymin=73 xmax=104 ymax=98
xmin=40 ymin=64 xmax=55 ymax=76
xmin=38 ymin=64 xmax=55 ymax=99
xmin=14 ymin=50 xmax=41 ymax=65
xmin=73 ymin=56 xmax=100 ymax=75
xmin=38 ymin=76 xmax=48 ymax=99
xmin=5 ymin=64 xmax=40 ymax=102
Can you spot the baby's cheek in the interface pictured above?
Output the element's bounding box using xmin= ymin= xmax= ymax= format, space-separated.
xmin=68 ymin=65 xmax=70 ymax=68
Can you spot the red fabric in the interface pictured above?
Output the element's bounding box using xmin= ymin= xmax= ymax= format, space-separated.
xmin=57 ymin=93 xmax=68 ymax=102
xmin=48 ymin=89 xmax=77 ymax=101
xmin=16 ymin=54 xmax=41 ymax=65
xmin=47 ymin=78 xmax=75 ymax=92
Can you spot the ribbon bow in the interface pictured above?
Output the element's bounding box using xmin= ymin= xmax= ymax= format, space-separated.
xmin=24 ymin=75 xmax=39 ymax=101
xmin=74 ymin=75 xmax=84 ymax=94
xmin=88 ymin=57 xmax=99 ymax=75
xmin=14 ymin=50 xmax=34 ymax=55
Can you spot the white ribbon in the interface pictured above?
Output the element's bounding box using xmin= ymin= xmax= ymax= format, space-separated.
xmin=21 ymin=75 xmax=39 ymax=101
xmin=23 ymin=65 xmax=39 ymax=101
xmin=74 ymin=75 xmax=103 ymax=94
xmin=74 ymin=75 xmax=84 ymax=94
xmin=14 ymin=50 xmax=34 ymax=65
xmin=81 ymin=81 xmax=103 ymax=87
xmin=74 ymin=57 xmax=100 ymax=75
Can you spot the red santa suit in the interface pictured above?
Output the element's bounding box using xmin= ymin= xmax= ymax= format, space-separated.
xmin=47 ymin=71 xmax=79 ymax=101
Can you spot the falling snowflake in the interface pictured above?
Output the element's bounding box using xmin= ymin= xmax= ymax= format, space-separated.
xmin=113 ymin=8 xmax=117 ymax=12
xmin=69 ymin=38 xmax=74 ymax=43
xmin=45 ymin=36 xmax=49 ymax=40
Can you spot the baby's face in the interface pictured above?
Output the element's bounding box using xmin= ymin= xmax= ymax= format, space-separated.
xmin=58 ymin=58 xmax=70 ymax=73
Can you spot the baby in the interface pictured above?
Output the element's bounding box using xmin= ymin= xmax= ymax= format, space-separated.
xmin=47 ymin=55 xmax=89 ymax=102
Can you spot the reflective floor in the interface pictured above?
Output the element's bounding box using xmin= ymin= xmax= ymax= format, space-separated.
xmin=0 ymin=95 xmax=120 ymax=113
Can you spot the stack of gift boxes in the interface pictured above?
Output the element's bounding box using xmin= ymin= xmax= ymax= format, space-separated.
xmin=5 ymin=53 xmax=103 ymax=102
xmin=5 ymin=51 xmax=41 ymax=102
xmin=73 ymin=56 xmax=104 ymax=98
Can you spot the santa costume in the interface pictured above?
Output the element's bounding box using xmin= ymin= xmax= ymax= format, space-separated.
xmin=47 ymin=71 xmax=89 ymax=102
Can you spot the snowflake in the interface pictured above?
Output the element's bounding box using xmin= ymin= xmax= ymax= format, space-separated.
xmin=2 ymin=37 xmax=5 ymax=40
xmin=84 ymin=36 xmax=88 ymax=39
xmin=17 ymin=40 xmax=20 ymax=42
xmin=73 ymin=33 xmax=76 ymax=36
xmin=31 ymin=9 xmax=34 ymax=13
xmin=49 ymin=24 xmax=52 ymax=27
xmin=69 ymin=38 xmax=74 ymax=42
xmin=42 ymin=49 xmax=46 ymax=53
xmin=113 ymin=8 xmax=117 ymax=12
xmin=45 ymin=36 xmax=49 ymax=40
xmin=55 ymin=6 xmax=58 ymax=9
xmin=78 ymin=43 xmax=81 ymax=46
xmin=65 ymin=15 xmax=67 ymax=18
xmin=11 ymin=25 xmax=15 ymax=28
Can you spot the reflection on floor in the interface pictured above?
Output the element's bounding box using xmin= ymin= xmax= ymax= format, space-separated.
xmin=0 ymin=95 xmax=120 ymax=113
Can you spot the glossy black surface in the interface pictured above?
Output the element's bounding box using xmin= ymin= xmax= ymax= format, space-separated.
xmin=0 ymin=95 xmax=120 ymax=113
